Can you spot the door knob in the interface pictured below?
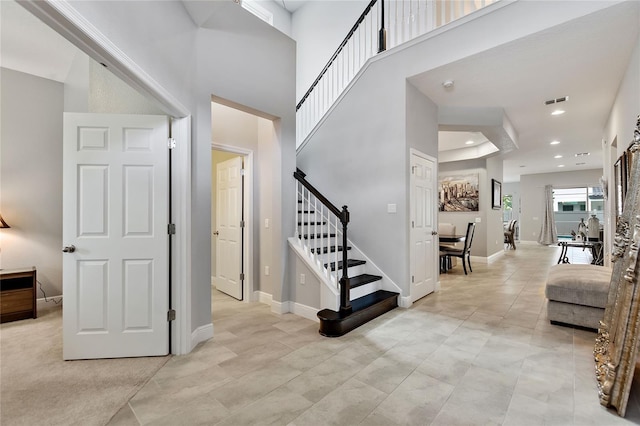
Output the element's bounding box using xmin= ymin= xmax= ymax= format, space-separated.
xmin=213 ymin=231 xmax=219 ymax=236
xmin=62 ymin=245 xmax=76 ymax=253
xmin=431 ymin=231 xmax=438 ymax=235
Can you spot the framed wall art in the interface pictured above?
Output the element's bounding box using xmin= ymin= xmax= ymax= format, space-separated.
xmin=438 ymin=173 xmax=479 ymax=212
xmin=491 ymin=179 xmax=502 ymax=210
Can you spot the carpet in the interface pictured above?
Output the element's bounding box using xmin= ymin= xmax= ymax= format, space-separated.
xmin=0 ymin=306 xmax=170 ymax=426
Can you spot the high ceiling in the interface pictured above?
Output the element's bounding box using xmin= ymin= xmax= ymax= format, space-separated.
xmin=3 ymin=0 xmax=638 ymax=183
xmin=411 ymin=1 xmax=639 ymax=182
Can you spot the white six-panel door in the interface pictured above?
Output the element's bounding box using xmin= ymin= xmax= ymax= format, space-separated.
xmin=62 ymin=113 xmax=169 ymax=360
xmin=215 ymin=156 xmax=243 ymax=300
xmin=410 ymin=151 xmax=437 ymax=302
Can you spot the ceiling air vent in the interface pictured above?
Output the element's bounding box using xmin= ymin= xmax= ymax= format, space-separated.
xmin=544 ymin=96 xmax=569 ymax=105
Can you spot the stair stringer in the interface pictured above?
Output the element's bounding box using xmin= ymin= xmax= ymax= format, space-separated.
xmin=345 ymin=240 xmax=408 ymax=308
xmin=288 ymin=237 xmax=339 ymax=312
xmin=288 ymin=235 xmax=406 ymax=313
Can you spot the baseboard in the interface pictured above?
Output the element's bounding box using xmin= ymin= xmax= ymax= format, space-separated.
xmin=190 ymin=323 xmax=213 ymax=351
xmin=398 ymin=295 xmax=412 ymax=308
xmin=256 ymin=291 xmax=272 ymax=305
xmin=291 ymin=302 xmax=320 ymax=322
xmin=487 ymin=250 xmax=505 ymax=263
xmin=37 ymin=296 xmax=63 ymax=312
xmin=271 ymin=300 xmax=291 ymax=314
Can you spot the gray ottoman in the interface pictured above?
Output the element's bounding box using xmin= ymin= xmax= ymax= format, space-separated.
xmin=545 ymin=264 xmax=612 ymax=330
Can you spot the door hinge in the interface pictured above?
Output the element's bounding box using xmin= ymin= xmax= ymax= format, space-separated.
xmin=168 ymin=223 xmax=176 ymax=235
xmin=168 ymin=138 xmax=176 ymax=149
xmin=411 ymin=276 xmax=414 ymax=283
xmin=167 ymin=309 xmax=176 ymax=321
xmin=240 ymin=220 xmax=245 ymax=228
xmin=240 ymin=273 xmax=245 ymax=281
xmin=241 ymin=168 xmax=245 ymax=176
xmin=412 ymin=221 xmax=415 ymax=228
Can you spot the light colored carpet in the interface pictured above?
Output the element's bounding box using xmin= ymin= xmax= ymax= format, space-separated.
xmin=0 ymin=306 xmax=170 ymax=426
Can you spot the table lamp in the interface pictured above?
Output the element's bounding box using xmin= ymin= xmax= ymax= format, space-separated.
xmin=0 ymin=214 xmax=9 ymax=228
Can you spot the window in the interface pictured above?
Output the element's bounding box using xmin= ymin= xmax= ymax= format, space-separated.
xmin=553 ymin=186 xmax=603 ymax=237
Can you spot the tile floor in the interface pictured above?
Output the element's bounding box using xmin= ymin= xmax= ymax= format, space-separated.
xmin=108 ymin=244 xmax=640 ymax=425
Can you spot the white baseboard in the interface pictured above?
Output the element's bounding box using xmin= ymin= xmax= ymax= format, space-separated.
xmin=37 ymin=296 xmax=63 ymax=311
xmin=256 ymin=291 xmax=272 ymax=305
xmin=190 ymin=323 xmax=213 ymax=351
xmin=398 ymin=295 xmax=412 ymax=308
xmin=271 ymin=300 xmax=290 ymax=314
xmin=291 ymin=302 xmax=319 ymax=322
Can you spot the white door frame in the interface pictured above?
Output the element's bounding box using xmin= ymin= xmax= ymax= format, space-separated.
xmin=409 ymin=148 xmax=439 ymax=299
xmin=211 ymin=143 xmax=254 ymax=303
xmin=21 ymin=0 xmax=194 ymax=355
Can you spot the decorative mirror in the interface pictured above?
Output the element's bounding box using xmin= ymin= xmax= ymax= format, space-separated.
xmin=595 ymin=115 xmax=640 ymax=416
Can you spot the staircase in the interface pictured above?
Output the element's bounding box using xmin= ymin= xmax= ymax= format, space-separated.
xmin=294 ymin=169 xmax=398 ymax=337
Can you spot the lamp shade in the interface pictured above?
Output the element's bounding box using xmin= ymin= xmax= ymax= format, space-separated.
xmin=0 ymin=214 xmax=10 ymax=229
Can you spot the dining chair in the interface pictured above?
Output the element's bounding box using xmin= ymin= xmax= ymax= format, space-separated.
xmin=441 ymin=222 xmax=476 ymax=275
xmin=504 ymin=220 xmax=517 ymax=250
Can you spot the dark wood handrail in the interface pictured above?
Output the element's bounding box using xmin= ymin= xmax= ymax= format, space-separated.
xmin=296 ymin=0 xmax=379 ymax=112
xmin=294 ymin=168 xmax=347 ymax=224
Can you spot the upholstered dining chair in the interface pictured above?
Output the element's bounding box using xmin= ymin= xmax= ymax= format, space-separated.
xmin=504 ymin=220 xmax=517 ymax=250
xmin=441 ymin=222 xmax=476 ymax=275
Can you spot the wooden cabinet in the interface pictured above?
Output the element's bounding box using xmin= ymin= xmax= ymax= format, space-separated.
xmin=0 ymin=267 xmax=37 ymax=323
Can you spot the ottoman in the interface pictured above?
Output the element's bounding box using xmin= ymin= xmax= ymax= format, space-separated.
xmin=545 ymin=264 xmax=612 ymax=330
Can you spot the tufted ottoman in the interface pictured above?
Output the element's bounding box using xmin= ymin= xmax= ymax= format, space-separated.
xmin=545 ymin=264 xmax=612 ymax=330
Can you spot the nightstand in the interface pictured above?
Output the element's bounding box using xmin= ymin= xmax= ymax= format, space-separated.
xmin=0 ymin=267 xmax=37 ymax=323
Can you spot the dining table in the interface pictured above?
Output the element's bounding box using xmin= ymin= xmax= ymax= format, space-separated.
xmin=438 ymin=234 xmax=466 ymax=273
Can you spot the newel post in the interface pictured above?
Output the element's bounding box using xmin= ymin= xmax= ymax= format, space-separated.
xmin=378 ymin=0 xmax=387 ymax=53
xmin=339 ymin=205 xmax=352 ymax=314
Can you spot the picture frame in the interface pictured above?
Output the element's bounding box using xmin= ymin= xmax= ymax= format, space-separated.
xmin=438 ymin=173 xmax=479 ymax=212
xmin=491 ymin=179 xmax=502 ymax=210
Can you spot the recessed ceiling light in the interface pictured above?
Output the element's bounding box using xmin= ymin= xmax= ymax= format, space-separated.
xmin=465 ymin=140 xmax=474 ymax=145
xmin=443 ymin=80 xmax=454 ymax=88
xmin=575 ymin=152 xmax=590 ymax=157
xmin=558 ymin=164 xmax=565 ymax=168
xmin=550 ymin=140 xmax=560 ymax=145
xmin=554 ymin=155 xmax=563 ymax=159
xmin=551 ymin=110 xmax=565 ymax=116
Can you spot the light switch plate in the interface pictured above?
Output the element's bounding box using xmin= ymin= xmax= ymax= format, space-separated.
xmin=387 ymin=204 xmax=397 ymax=213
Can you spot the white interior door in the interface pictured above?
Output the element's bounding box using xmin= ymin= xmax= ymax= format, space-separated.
xmin=410 ymin=151 xmax=437 ymax=302
xmin=62 ymin=113 xmax=169 ymax=360
xmin=215 ymin=157 xmax=243 ymax=300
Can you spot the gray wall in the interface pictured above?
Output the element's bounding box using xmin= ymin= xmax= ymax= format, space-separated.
xmin=438 ymin=155 xmax=504 ymax=259
xmin=1 ymin=68 xmax=64 ymax=299
xmin=66 ymin=0 xmax=296 ymax=330
xmin=519 ymin=169 xmax=603 ymax=243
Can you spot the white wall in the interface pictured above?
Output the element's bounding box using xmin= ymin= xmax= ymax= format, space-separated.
xmin=519 ymin=169 xmax=603 ymax=243
xmin=1 ymin=68 xmax=64 ymax=299
xmin=602 ymin=30 xmax=640 ymax=260
xmin=44 ymin=0 xmax=296 ymax=333
xmin=291 ymin=0 xmax=370 ymax=101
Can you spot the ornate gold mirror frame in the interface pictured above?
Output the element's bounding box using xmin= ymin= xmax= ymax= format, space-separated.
xmin=595 ymin=115 xmax=640 ymax=416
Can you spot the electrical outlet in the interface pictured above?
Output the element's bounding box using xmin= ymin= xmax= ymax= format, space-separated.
xmin=265 ymin=266 xmax=270 ymax=276
xmin=300 ymin=273 xmax=305 ymax=285
xmin=475 ymin=217 xmax=481 ymax=223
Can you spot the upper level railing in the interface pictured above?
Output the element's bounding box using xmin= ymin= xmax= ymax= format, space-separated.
xmin=296 ymin=0 xmax=498 ymax=146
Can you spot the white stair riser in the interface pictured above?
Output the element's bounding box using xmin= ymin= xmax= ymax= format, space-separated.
xmin=350 ymin=281 xmax=381 ymax=300
xmin=329 ymin=264 xmax=365 ymax=279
